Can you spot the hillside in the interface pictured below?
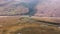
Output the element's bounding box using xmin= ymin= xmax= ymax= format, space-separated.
xmin=0 ymin=0 xmax=29 ymax=16
xmin=0 ymin=0 xmax=60 ymax=17
xmin=0 ymin=16 xmax=60 ymax=34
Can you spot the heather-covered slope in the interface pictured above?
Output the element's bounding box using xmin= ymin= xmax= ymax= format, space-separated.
xmin=0 ymin=0 xmax=60 ymax=17
xmin=35 ymin=0 xmax=60 ymax=17
xmin=0 ymin=0 xmax=29 ymax=16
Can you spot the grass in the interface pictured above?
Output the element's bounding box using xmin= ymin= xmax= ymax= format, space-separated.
xmin=0 ymin=16 xmax=60 ymax=34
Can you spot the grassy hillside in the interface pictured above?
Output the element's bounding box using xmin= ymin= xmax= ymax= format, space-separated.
xmin=0 ymin=16 xmax=60 ymax=34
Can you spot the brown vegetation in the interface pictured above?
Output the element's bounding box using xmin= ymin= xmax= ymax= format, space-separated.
xmin=0 ymin=16 xmax=60 ymax=34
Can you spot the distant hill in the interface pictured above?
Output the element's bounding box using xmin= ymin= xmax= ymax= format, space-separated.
xmin=0 ymin=0 xmax=29 ymax=16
